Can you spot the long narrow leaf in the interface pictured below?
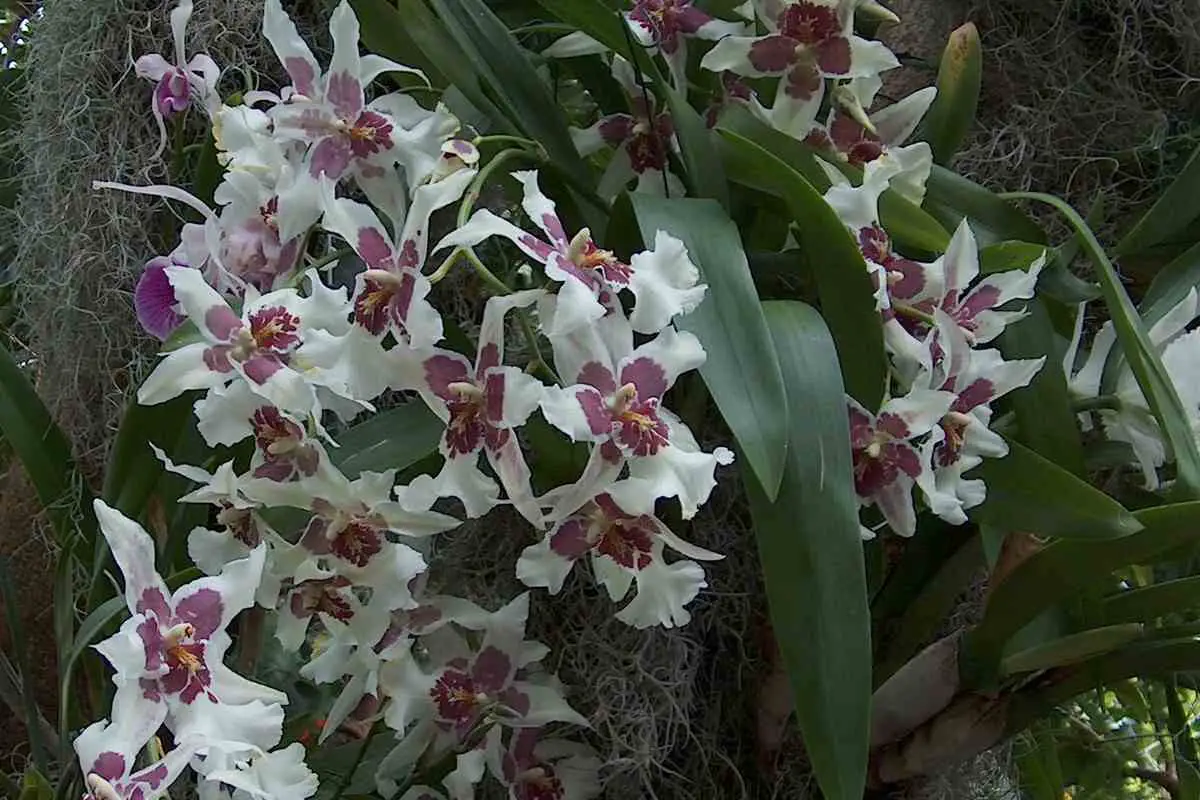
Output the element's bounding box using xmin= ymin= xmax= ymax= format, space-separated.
xmin=0 ymin=557 xmax=53 ymax=770
xmin=926 ymin=167 xmax=1046 ymax=244
xmin=0 ymin=339 xmax=95 ymax=549
xmin=631 ymin=194 xmax=788 ymax=498
xmin=1004 ymin=192 xmax=1200 ymax=499
xmin=749 ymin=300 xmax=870 ymax=800
xmin=717 ymin=128 xmax=887 ymax=408
xmin=332 ymin=402 xmax=443 ymax=477
xmin=1102 ymin=575 xmax=1200 ymax=624
xmin=1139 ymin=240 xmax=1200 ymax=325
xmin=1115 ymin=140 xmax=1200 ymax=256
xmin=919 ymin=23 xmax=982 ymax=166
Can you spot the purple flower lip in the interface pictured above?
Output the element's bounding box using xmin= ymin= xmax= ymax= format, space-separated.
xmin=135 ymin=257 xmax=186 ymax=340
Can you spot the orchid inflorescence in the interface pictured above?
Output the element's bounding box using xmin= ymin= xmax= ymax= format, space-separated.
xmin=77 ymin=0 xmax=1055 ymax=798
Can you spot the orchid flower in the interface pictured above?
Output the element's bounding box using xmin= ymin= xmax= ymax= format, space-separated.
xmin=517 ymin=489 xmax=721 ymax=628
xmin=625 ymin=0 xmax=745 ymax=88
xmin=805 ymin=76 xmax=936 ymax=203
xmin=380 ymin=594 xmax=588 ymax=749
xmin=540 ymin=308 xmax=733 ymax=521
xmin=1065 ymin=289 xmax=1200 ymax=489
xmin=136 ymin=266 xmax=365 ymax=432
xmin=75 ymin=718 xmax=200 ymax=800
xmin=847 ymin=390 xmax=954 ymax=536
xmin=437 ymin=172 xmax=707 ymax=336
xmin=89 ymin=500 xmax=287 ymax=748
xmin=136 ymin=255 xmax=189 ymax=341
xmin=135 ymin=0 xmax=220 ymax=156
xmin=701 ymin=0 xmax=898 ymax=138
xmin=913 ymin=315 xmax=1043 ymax=524
xmin=198 ymin=744 xmax=319 ymax=800
xmin=262 ymin=0 xmax=429 ymax=181
xmin=488 ymin=728 xmax=602 ymax=800
xmin=401 ymin=290 xmax=545 ymax=523
xmin=571 ymin=57 xmax=684 ymax=199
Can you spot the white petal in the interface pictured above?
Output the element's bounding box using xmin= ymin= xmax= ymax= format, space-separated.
xmin=433 ymin=208 xmax=550 ymax=265
xmin=175 ymin=697 xmax=285 ymax=753
xmin=514 ymin=681 xmax=590 ymax=727
xmin=188 ymin=527 xmax=252 ymax=576
xmin=627 ymin=232 xmax=707 ymax=333
xmin=138 ymin=342 xmax=230 ymax=405
xmin=262 ymin=0 xmax=321 ymax=96
xmin=93 ymin=500 xmax=170 ymax=613
xmin=617 ymin=557 xmax=705 ymax=629
xmin=879 ymin=389 xmax=956 ymax=437
xmin=873 ymin=87 xmax=937 ymax=146
xmin=700 ymin=36 xmax=778 ymax=76
xmin=516 ymin=534 xmax=577 ymax=594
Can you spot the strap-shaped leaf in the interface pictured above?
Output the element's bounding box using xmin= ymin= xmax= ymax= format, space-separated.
xmin=926 ymin=166 xmax=1046 ymax=244
xmin=918 ymin=23 xmax=982 ymax=166
xmin=1000 ymin=624 xmax=1144 ymax=676
xmin=0 ymin=339 xmax=95 ymax=549
xmin=748 ymin=300 xmax=870 ymax=800
xmin=332 ymin=402 xmax=443 ymax=477
xmin=1115 ymin=139 xmax=1200 ymax=256
xmin=631 ymin=194 xmax=788 ymax=497
xmin=1139 ymin=239 xmax=1200 ymax=325
xmin=717 ymin=128 xmax=887 ymax=409
xmin=431 ymin=0 xmax=591 ymax=187
xmin=1102 ymin=575 xmax=1200 ymax=624
xmin=1005 ymin=192 xmax=1200 ymax=499
xmin=962 ymin=501 xmax=1200 ymax=687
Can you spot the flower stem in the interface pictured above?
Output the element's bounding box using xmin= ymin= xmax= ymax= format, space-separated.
xmin=1073 ymin=393 xmax=1124 ymax=412
xmin=518 ymin=310 xmax=560 ymax=385
xmin=461 ymin=246 xmax=513 ymax=296
xmin=329 ymin=719 xmax=378 ymax=800
xmin=891 ymin=301 xmax=936 ymax=326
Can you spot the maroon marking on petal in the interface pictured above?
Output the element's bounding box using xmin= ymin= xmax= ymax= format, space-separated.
xmin=357 ymin=228 xmax=395 ymax=271
xmin=309 ymin=136 xmax=353 ymax=179
xmin=91 ymin=752 xmax=126 ymax=782
xmin=677 ymin=3 xmax=710 ymax=33
xmin=541 ymin=213 xmax=569 ymax=249
xmin=423 ymin=353 xmax=472 ymax=401
xmin=475 ymin=342 xmax=500 ymax=377
xmin=445 ymin=405 xmax=486 ymax=456
xmin=498 ymin=685 xmax=531 ymax=717
xmin=593 ymin=493 xmax=633 ymax=521
xmin=202 ymin=345 xmax=234 ymax=374
xmin=387 ymin=271 xmax=418 ymax=338
xmin=517 ymin=233 xmax=555 ymax=263
xmin=249 ymin=305 xmax=301 ymax=352
xmin=598 ymin=114 xmax=634 ymax=145
xmin=816 ymin=36 xmax=851 ymax=74
xmin=284 ymin=57 xmax=316 ymax=97
xmin=626 ymin=130 xmax=670 ymax=174
xmin=139 ymin=677 xmax=162 ymax=702
xmin=778 ymin=2 xmax=841 ymax=45
xmin=748 ymin=35 xmax=799 ymax=73
xmin=853 ymin=451 xmax=892 ymax=498
xmin=136 ymin=259 xmax=184 ymax=341
xmin=576 ymin=387 xmax=612 ymax=436
xmin=619 ymin=357 xmax=669 ymax=401
xmin=325 ymin=70 xmax=363 ymax=121
xmin=484 ymin=425 xmax=510 ymax=453
xmin=598 ymin=518 xmax=655 ymax=570
xmin=577 ymin=362 xmax=617 ymax=395
xmin=174 ymin=587 xmax=223 ymax=639
xmin=549 ymin=518 xmax=593 ymax=559
xmin=136 ymin=587 xmax=171 ymax=619
xmin=890 ymin=258 xmax=926 ymax=301
xmin=889 ymin=441 xmax=922 ymax=478
xmin=252 ymin=460 xmax=293 ymax=481
xmin=137 ymin=616 xmax=164 ymax=671
xmin=954 ymin=379 xmax=995 ymax=413
xmin=830 ymin=112 xmax=884 ymax=167
xmin=430 ymin=668 xmax=479 ymax=727
xmin=154 ymin=70 xmax=190 ymax=117
xmin=300 ymin=516 xmax=332 ymax=555
xmin=783 ymin=61 xmax=822 ymax=100
xmin=242 ymin=354 xmax=285 ymax=384
xmin=955 ymin=285 xmax=1002 ymax=327
xmin=876 ymin=411 xmax=911 ymax=439
xmin=615 ymin=398 xmax=670 ymax=456
xmin=137 ymin=763 xmax=169 ymax=790
xmin=354 ymin=278 xmax=393 ymax=335
xmin=397 ymin=239 xmax=420 ymax=269
xmin=471 ymin=645 xmax=513 ymax=693
xmin=483 ymin=370 xmax=506 ymax=426
xmin=847 ymin=406 xmax=876 ymax=450
xmin=348 ymin=110 xmax=395 ymax=159
xmin=204 ymin=306 xmax=242 ymax=341
xmin=600 ymin=440 xmax=623 ymax=464
xmin=330 ymin=521 xmax=383 ymax=568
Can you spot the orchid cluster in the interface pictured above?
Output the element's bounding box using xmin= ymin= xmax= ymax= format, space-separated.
xmin=79 ymin=1 xmax=739 ymax=798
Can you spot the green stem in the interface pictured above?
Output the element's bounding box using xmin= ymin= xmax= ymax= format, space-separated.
xmin=891 ymin=301 xmax=936 ymax=326
xmin=461 ymin=246 xmax=513 ymax=296
xmin=1072 ymin=394 xmax=1124 ymax=413
xmin=518 ymin=310 xmax=560 ymax=385
xmin=472 ymin=134 xmax=542 ymax=152
xmin=308 ymin=246 xmax=352 ymax=272
xmin=329 ymin=720 xmax=378 ymax=800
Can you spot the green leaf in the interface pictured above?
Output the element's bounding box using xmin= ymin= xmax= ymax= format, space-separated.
xmin=1001 ymin=624 xmax=1145 ymax=675
xmin=1166 ymin=677 xmax=1200 ymax=799
xmin=1115 ymin=139 xmax=1200 ymax=256
xmin=748 ymin=300 xmax=870 ymax=800
xmin=331 ymin=403 xmax=443 ymax=478
xmin=103 ymin=393 xmax=196 ymax=516
xmin=58 ymin=594 xmax=127 ymax=735
xmin=659 ymin=81 xmax=728 ymax=206
xmin=920 ymin=22 xmax=982 ymax=166
xmin=18 ymin=767 xmax=52 ymax=800
xmin=969 ymin=438 xmax=1140 ymax=539
xmin=1102 ymin=575 xmax=1200 ymax=624
xmin=716 ymin=128 xmax=887 ymax=408
xmin=533 ymin=0 xmax=632 ymax=55
xmin=996 ymin=302 xmax=1087 ymax=476
xmin=430 ymin=0 xmax=591 ymax=188
xmin=0 ymin=339 xmax=96 ymax=550
xmin=1005 ymin=192 xmax=1200 ymax=500
xmin=630 ymin=194 xmax=788 ymax=498
xmin=962 ymin=501 xmax=1200 ymax=687
xmin=0 ymin=557 xmax=53 ymax=771
xmin=1139 ymin=240 xmax=1200 ymax=325
xmin=349 ymin=0 xmax=449 ymax=87
xmin=925 ymin=166 xmax=1046 ymax=244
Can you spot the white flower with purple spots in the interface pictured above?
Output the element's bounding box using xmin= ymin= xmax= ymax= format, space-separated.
xmin=436 ymin=171 xmax=706 ymax=337
xmin=517 ymin=490 xmax=721 ymax=628
xmin=137 ymin=266 xmax=362 ymax=427
xmin=74 ymin=717 xmax=201 ymax=800
xmin=134 ymin=0 xmax=220 ymax=154
xmin=89 ymin=501 xmax=287 ymax=748
xmin=263 ymin=0 xmax=427 ymax=181
xmin=198 ymin=743 xmax=319 ymax=800
xmin=847 ymin=390 xmax=955 ymax=537
xmin=625 ymin=0 xmax=745 ymax=88
xmin=540 ymin=315 xmax=733 ymax=521
xmin=701 ymin=0 xmax=898 ymax=137
xmin=403 ymin=291 xmax=545 ymax=523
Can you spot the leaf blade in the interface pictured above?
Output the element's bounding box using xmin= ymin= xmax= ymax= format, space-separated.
xmin=919 ymin=23 xmax=982 ymax=166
